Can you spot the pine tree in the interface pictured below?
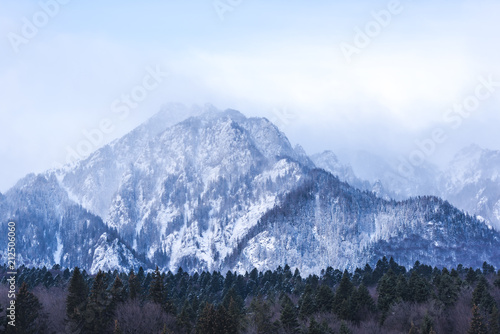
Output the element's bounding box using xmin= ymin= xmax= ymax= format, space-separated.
xmin=468 ymin=304 xmax=487 ymax=334
xmin=307 ymin=317 xmax=329 ymax=334
xmin=222 ymin=287 xmax=244 ymax=315
xmin=396 ymin=274 xmax=410 ymax=302
xmin=84 ymin=270 xmax=113 ymax=334
xmin=110 ymin=275 xmax=126 ymax=307
xmin=482 ymin=262 xmax=495 ymax=276
xmin=490 ymin=305 xmax=500 ymax=334
xmin=350 ymin=283 xmax=375 ymax=323
xmin=281 ymin=296 xmax=299 ymax=334
xmin=66 ymin=267 xmax=88 ymax=331
xmin=128 ymin=269 xmax=141 ymax=300
xmin=149 ymin=266 xmax=164 ymax=305
xmin=409 ymin=271 xmax=430 ymax=303
xmin=472 ymin=276 xmax=497 ymax=313
xmin=177 ymin=300 xmax=195 ymax=334
xmin=299 ymin=285 xmax=317 ymax=319
xmin=362 ymin=263 xmax=374 ymax=286
xmin=217 ymin=305 xmax=237 ymax=334
xmin=196 ymin=303 xmax=218 ymax=334
xmin=333 ymin=270 xmax=354 ymax=320
xmin=466 ymin=268 xmax=478 ymax=285
xmin=15 ymin=282 xmax=45 ymax=334
xmin=315 ymin=284 xmax=334 ymax=313
xmin=227 ymin=297 xmax=243 ymax=333
xmin=377 ymin=269 xmax=397 ymax=317
xmin=249 ymin=296 xmax=274 ymax=334
xmin=437 ymin=269 xmax=459 ymax=307
xmin=356 ymin=283 xmax=375 ymax=311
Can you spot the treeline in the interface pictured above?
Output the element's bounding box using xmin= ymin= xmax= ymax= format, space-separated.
xmin=1 ymin=257 xmax=500 ymax=333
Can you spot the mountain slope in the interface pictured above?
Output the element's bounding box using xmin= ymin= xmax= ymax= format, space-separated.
xmin=441 ymin=144 xmax=500 ymax=230
xmin=229 ymin=169 xmax=500 ymax=274
xmin=2 ymin=105 xmax=500 ymax=274
xmin=0 ymin=173 xmax=145 ymax=271
xmin=50 ymin=106 xmax=311 ymax=272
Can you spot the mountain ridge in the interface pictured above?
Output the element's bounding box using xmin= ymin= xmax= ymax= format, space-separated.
xmin=1 ymin=104 xmax=499 ymax=275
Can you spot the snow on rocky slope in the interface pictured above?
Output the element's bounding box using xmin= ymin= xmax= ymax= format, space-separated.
xmin=2 ymin=105 xmax=499 ymax=274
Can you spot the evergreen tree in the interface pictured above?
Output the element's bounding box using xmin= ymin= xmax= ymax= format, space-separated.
xmin=307 ymin=317 xmax=329 ymax=334
xmin=217 ymin=304 xmax=238 ymax=334
xmin=196 ymin=303 xmax=218 ymax=334
xmin=333 ymin=270 xmax=354 ymax=320
xmin=437 ymin=270 xmax=459 ymax=307
xmin=409 ymin=271 xmax=431 ymax=303
xmin=195 ymin=303 xmax=235 ymax=334
xmin=362 ymin=263 xmax=374 ymax=286
xmin=128 ymin=269 xmax=141 ymax=300
xmin=299 ymin=285 xmax=317 ymax=319
xmin=315 ymin=284 xmax=334 ymax=313
xmin=177 ymin=300 xmax=195 ymax=334
xmin=110 ymin=275 xmax=126 ymax=307
xmin=468 ymin=305 xmax=487 ymax=334
xmin=281 ymin=296 xmax=299 ymax=334
xmin=396 ymin=274 xmax=410 ymax=302
xmin=84 ymin=270 xmax=113 ymax=334
xmin=249 ymin=296 xmax=274 ymax=334
xmin=222 ymin=287 xmax=244 ymax=315
xmin=472 ymin=276 xmax=497 ymax=313
xmin=149 ymin=266 xmax=164 ymax=305
xmin=63 ymin=268 xmax=71 ymax=280
xmin=66 ymin=267 xmax=88 ymax=331
xmin=377 ymin=269 xmax=397 ymax=317
xmin=351 ymin=283 xmax=375 ymax=322
xmin=482 ymin=262 xmax=495 ymax=276
xmin=466 ymin=268 xmax=478 ymax=285
xmin=163 ymin=297 xmax=178 ymax=316
xmin=14 ymin=282 xmax=45 ymax=334
xmin=137 ymin=266 xmax=145 ymax=282
xmin=223 ymin=297 xmax=242 ymax=333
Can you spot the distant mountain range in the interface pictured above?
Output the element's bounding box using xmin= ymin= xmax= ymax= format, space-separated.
xmin=1 ymin=104 xmax=499 ymax=274
xmin=313 ymin=144 xmax=500 ymax=231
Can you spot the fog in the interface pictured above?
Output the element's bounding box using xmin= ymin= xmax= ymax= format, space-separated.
xmin=1 ymin=0 xmax=499 ymax=191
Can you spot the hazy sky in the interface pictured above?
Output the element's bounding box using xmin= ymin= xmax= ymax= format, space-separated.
xmin=1 ymin=0 xmax=500 ymax=191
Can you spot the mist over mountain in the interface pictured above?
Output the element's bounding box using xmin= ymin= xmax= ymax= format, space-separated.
xmin=1 ymin=104 xmax=499 ymax=275
xmin=314 ymin=144 xmax=500 ymax=231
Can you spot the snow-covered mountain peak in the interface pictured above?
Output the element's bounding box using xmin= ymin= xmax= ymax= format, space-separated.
xmin=3 ymin=103 xmax=500 ymax=274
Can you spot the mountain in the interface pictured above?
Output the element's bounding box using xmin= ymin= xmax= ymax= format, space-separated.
xmin=315 ymin=145 xmax=500 ymax=232
xmin=311 ymin=151 xmax=370 ymax=191
xmin=0 ymin=173 xmax=145 ymax=271
xmin=1 ymin=104 xmax=499 ymax=275
xmin=311 ymin=150 xmax=394 ymax=200
xmin=337 ymin=150 xmax=440 ymax=200
xmin=441 ymin=144 xmax=500 ymax=231
xmin=227 ymin=169 xmax=500 ymax=272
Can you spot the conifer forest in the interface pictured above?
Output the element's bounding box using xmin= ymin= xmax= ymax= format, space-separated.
xmin=1 ymin=257 xmax=500 ymax=333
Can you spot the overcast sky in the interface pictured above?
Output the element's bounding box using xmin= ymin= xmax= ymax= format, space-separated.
xmin=1 ymin=0 xmax=500 ymax=192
